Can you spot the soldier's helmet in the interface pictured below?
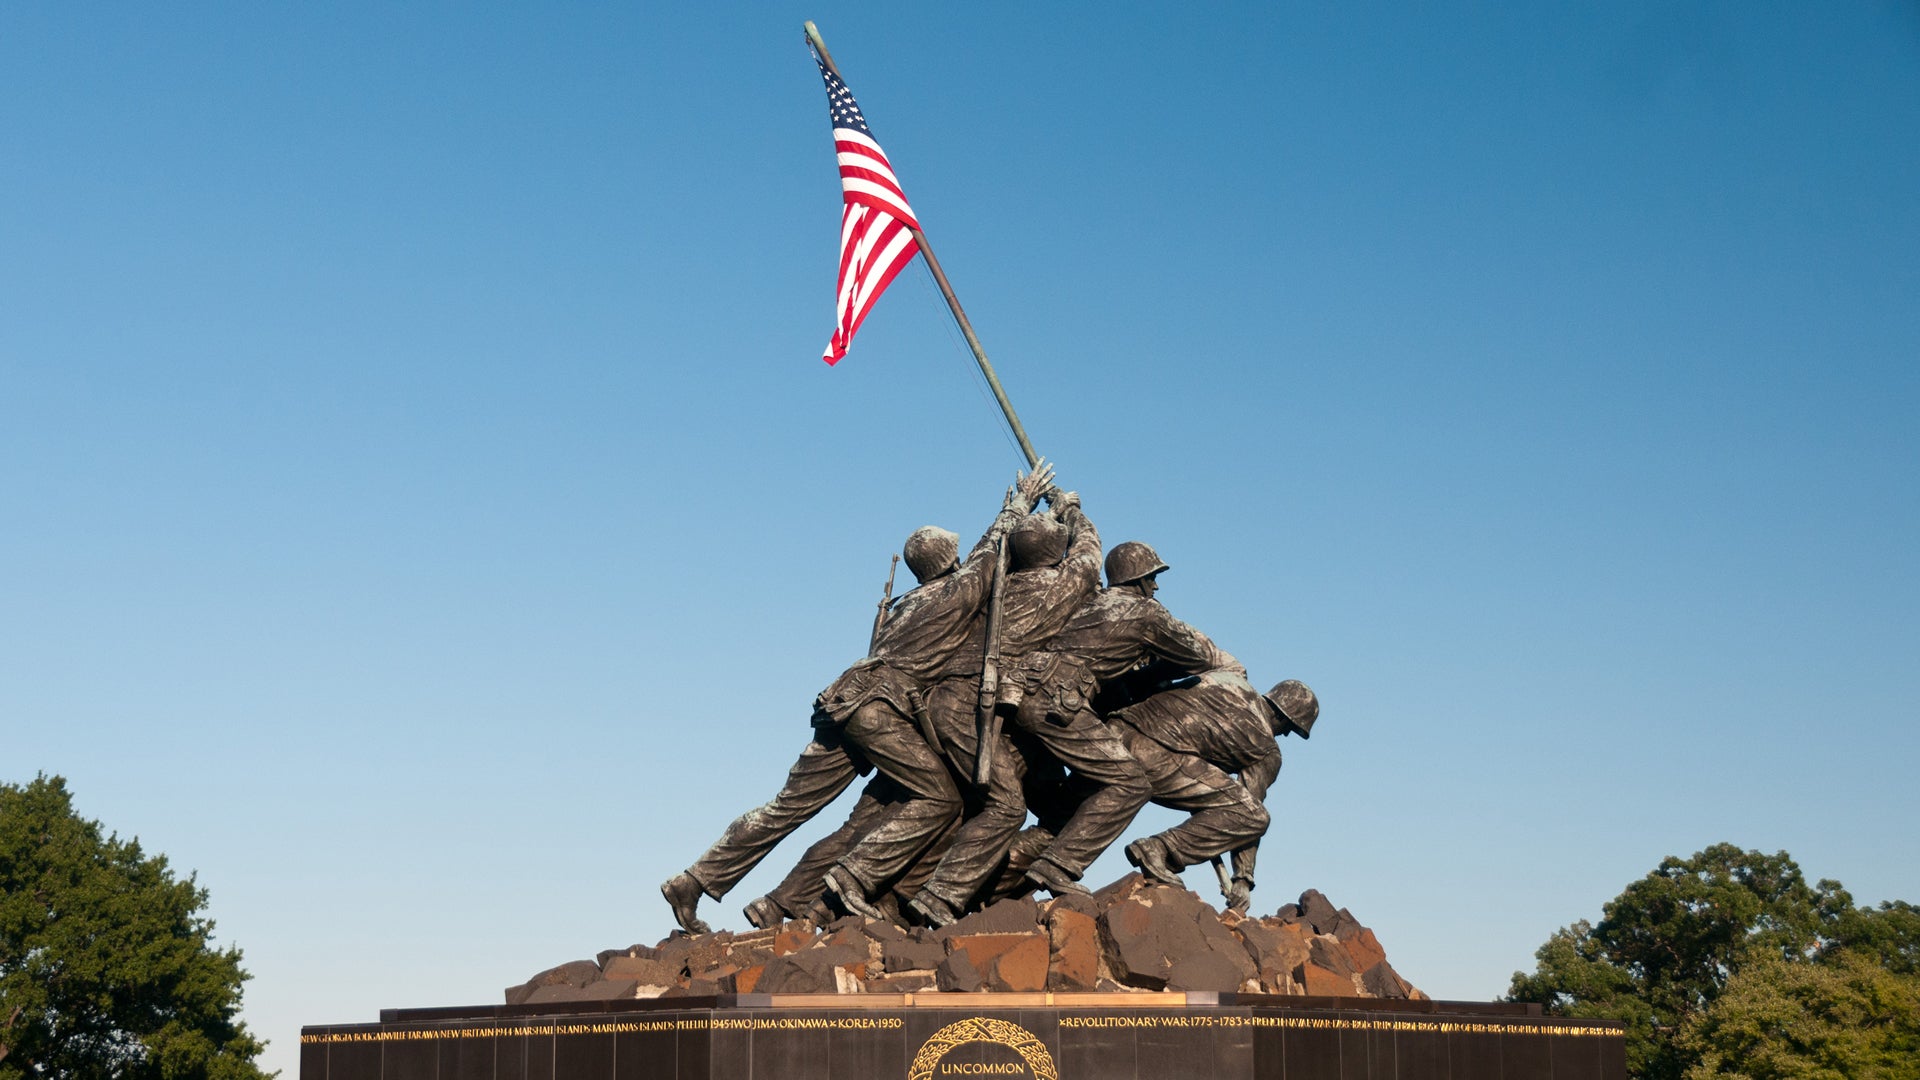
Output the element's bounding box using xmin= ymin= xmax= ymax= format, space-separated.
xmin=1264 ymin=679 xmax=1319 ymax=739
xmin=1008 ymin=512 xmax=1071 ymax=571
xmin=903 ymin=526 xmax=960 ymax=583
xmin=1104 ymin=541 xmax=1170 ymax=587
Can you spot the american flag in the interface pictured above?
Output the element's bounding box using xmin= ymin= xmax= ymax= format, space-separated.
xmin=815 ymin=52 xmax=921 ymax=366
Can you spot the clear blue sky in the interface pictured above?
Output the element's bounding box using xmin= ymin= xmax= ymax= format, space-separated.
xmin=4 ymin=4 xmax=1917 ymax=1076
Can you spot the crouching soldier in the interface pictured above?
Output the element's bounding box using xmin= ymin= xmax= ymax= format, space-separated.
xmin=1117 ymin=670 xmax=1318 ymax=913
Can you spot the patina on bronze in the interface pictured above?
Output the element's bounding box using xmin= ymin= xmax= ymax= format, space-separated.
xmin=663 ymin=453 xmax=1322 ymax=933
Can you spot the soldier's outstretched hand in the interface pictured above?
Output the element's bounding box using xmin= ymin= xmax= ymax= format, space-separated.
xmin=1016 ymin=459 xmax=1056 ymax=508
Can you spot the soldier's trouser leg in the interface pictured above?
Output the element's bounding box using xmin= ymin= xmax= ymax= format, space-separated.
xmin=1124 ymin=731 xmax=1269 ymax=868
xmin=890 ymin=814 xmax=959 ymax=906
xmin=917 ymin=684 xmax=1030 ymax=913
xmin=833 ymin=700 xmax=963 ymax=895
xmin=800 ymin=798 xmax=963 ymax=913
xmin=977 ymin=738 xmax=1075 ymax=900
xmin=686 ymin=729 xmax=862 ymax=900
xmin=979 ymin=824 xmax=1057 ymax=902
xmin=763 ymin=778 xmax=899 ymax=916
xmin=1014 ymin=703 xmax=1151 ymax=878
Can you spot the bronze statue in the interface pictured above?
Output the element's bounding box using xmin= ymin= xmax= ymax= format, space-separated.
xmin=661 ymin=475 xmax=1323 ymax=933
xmin=1113 ymin=664 xmax=1318 ymax=913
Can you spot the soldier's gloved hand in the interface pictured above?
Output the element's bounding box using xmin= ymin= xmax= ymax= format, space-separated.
xmin=1015 ymin=461 xmax=1055 ymax=508
xmin=1226 ymin=878 xmax=1254 ymax=915
xmin=1049 ymin=490 xmax=1081 ymax=516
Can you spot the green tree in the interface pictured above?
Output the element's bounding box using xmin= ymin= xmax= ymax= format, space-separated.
xmin=1511 ymin=845 xmax=1920 ymax=1080
xmin=1831 ymin=900 xmax=1920 ymax=976
xmin=1507 ymin=844 xmax=1847 ymax=1080
xmin=1678 ymin=949 xmax=1920 ymax=1080
xmin=0 ymin=775 xmax=270 ymax=1079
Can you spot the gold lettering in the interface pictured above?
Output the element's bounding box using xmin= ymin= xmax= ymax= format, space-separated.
xmin=293 ymin=1007 xmax=1624 ymax=1046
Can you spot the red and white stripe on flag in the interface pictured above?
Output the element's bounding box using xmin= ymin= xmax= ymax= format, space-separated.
xmin=817 ymin=58 xmax=922 ymax=365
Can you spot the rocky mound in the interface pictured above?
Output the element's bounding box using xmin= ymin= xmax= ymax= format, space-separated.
xmin=507 ymin=878 xmax=1422 ymax=1005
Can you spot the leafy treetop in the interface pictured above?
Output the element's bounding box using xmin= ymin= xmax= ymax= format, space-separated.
xmin=1510 ymin=842 xmax=1920 ymax=1080
xmin=0 ymin=774 xmax=270 ymax=1080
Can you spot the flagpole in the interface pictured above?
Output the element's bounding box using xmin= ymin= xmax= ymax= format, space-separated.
xmin=804 ymin=20 xmax=1041 ymax=470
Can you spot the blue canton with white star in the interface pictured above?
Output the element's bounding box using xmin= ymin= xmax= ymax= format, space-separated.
xmin=817 ymin=59 xmax=874 ymax=138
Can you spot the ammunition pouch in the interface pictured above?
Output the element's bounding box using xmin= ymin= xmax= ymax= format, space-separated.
xmin=1003 ymin=652 xmax=1097 ymax=725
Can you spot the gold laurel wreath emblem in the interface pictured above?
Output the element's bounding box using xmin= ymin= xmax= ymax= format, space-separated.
xmin=907 ymin=1016 xmax=1058 ymax=1080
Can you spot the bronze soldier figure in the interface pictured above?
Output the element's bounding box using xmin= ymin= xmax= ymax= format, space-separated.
xmin=659 ymin=467 xmax=1052 ymax=934
xmin=1114 ymin=666 xmax=1319 ymax=914
xmin=797 ymin=485 xmax=1082 ymax=922
xmin=911 ymin=507 xmax=1184 ymax=924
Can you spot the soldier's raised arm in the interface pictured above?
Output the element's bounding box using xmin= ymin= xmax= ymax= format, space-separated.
xmin=1048 ymin=490 xmax=1101 ymax=592
xmin=962 ymin=460 xmax=1053 ymax=563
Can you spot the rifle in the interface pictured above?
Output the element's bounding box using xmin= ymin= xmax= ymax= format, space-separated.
xmin=973 ymin=536 xmax=1012 ymax=786
xmin=869 ymin=554 xmax=899 ymax=653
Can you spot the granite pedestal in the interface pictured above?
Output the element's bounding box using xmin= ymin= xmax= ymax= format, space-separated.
xmin=302 ymin=991 xmax=1624 ymax=1080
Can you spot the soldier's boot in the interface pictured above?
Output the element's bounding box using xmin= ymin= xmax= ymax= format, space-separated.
xmin=909 ymin=890 xmax=959 ymax=929
xmin=1124 ymin=837 xmax=1184 ymax=887
xmin=661 ymin=872 xmax=712 ymax=935
xmin=742 ymin=895 xmax=788 ymax=930
xmin=823 ymin=866 xmax=887 ymax=922
xmin=1024 ymin=857 xmax=1091 ymax=898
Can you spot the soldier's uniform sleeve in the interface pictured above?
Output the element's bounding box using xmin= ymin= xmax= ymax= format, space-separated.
xmin=1238 ymin=747 xmax=1281 ymax=805
xmin=1139 ymin=604 xmax=1218 ymax=675
xmin=1230 ymin=843 xmax=1259 ymax=889
xmin=963 ymin=505 xmax=1025 ymax=564
xmin=1205 ymin=642 xmax=1248 ymax=679
xmin=937 ymin=505 xmax=1026 ymax=617
xmin=1058 ymin=504 xmax=1101 ymax=593
xmin=1228 ymin=747 xmax=1280 ymax=886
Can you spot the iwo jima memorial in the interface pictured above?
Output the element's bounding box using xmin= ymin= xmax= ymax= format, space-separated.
xmin=300 ymin=22 xmax=1624 ymax=1080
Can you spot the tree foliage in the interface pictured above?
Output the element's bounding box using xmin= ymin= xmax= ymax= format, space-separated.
xmin=0 ymin=775 xmax=269 ymax=1079
xmin=1677 ymin=949 xmax=1920 ymax=1080
xmin=1509 ymin=843 xmax=1920 ymax=1080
